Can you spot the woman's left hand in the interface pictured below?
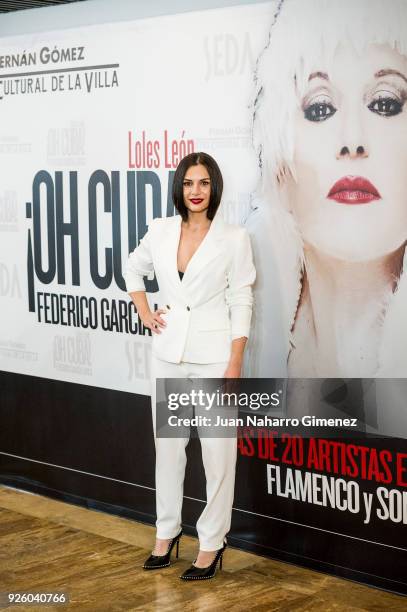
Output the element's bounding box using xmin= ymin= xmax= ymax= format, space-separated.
xmin=223 ymin=363 xmax=242 ymax=378
xmin=224 ymin=337 xmax=247 ymax=378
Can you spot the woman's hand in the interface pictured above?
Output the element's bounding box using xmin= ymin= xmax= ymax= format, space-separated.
xmin=222 ymin=360 xmax=242 ymax=396
xmin=128 ymin=292 xmax=167 ymax=334
xmin=223 ymin=337 xmax=247 ymax=378
xmin=139 ymin=308 xmax=167 ymax=334
xmin=223 ymin=362 xmax=242 ymax=378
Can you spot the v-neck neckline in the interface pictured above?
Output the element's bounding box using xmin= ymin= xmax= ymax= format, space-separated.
xmin=175 ymin=215 xmax=213 ymax=281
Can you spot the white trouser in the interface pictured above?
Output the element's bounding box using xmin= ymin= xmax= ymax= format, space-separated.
xmin=150 ymin=354 xmax=237 ymax=551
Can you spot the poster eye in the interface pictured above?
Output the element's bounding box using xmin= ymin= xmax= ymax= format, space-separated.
xmin=368 ymin=97 xmax=403 ymax=117
xmin=304 ymin=102 xmax=337 ymax=122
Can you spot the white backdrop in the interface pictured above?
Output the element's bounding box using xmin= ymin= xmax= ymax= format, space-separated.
xmin=0 ymin=2 xmax=273 ymax=395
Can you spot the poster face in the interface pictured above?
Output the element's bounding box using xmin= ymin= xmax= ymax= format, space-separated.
xmin=246 ymin=0 xmax=407 ymax=382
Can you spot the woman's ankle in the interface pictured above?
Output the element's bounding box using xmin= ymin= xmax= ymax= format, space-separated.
xmin=194 ymin=549 xmax=217 ymax=568
xmin=152 ymin=537 xmax=172 ymax=555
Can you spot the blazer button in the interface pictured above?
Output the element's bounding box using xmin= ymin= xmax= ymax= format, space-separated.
xmin=186 ymin=306 xmax=190 ymax=311
xmin=166 ymin=305 xmax=171 ymax=310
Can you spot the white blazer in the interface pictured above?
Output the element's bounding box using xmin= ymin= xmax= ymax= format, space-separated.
xmin=124 ymin=212 xmax=256 ymax=364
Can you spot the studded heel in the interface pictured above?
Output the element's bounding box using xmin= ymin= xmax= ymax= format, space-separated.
xmin=143 ymin=530 xmax=183 ymax=570
xmin=179 ymin=541 xmax=226 ymax=580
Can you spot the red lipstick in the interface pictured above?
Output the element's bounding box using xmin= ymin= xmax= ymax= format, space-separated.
xmin=190 ymin=198 xmax=204 ymax=205
xmin=327 ymin=175 xmax=381 ymax=205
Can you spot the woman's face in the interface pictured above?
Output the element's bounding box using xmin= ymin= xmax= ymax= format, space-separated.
xmin=288 ymin=43 xmax=407 ymax=261
xmin=182 ymin=164 xmax=211 ymax=216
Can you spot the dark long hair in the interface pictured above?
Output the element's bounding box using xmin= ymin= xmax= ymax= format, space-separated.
xmin=172 ymin=152 xmax=223 ymax=221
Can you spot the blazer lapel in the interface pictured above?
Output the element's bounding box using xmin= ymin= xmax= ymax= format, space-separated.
xmin=160 ymin=214 xmax=183 ymax=289
xmin=182 ymin=213 xmax=224 ymax=286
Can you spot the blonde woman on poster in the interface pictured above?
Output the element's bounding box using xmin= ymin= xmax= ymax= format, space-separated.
xmin=245 ymin=0 xmax=407 ymax=380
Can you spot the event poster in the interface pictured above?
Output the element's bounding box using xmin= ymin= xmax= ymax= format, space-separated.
xmin=0 ymin=3 xmax=266 ymax=396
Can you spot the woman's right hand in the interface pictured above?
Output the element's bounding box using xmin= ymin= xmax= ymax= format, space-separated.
xmin=139 ymin=308 xmax=167 ymax=334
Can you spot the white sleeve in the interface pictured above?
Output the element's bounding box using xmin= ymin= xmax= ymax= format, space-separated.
xmin=225 ymin=227 xmax=256 ymax=339
xmin=124 ymin=220 xmax=156 ymax=293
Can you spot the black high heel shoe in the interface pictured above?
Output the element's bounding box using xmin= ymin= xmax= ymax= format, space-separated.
xmin=143 ymin=530 xmax=183 ymax=570
xmin=180 ymin=541 xmax=227 ymax=580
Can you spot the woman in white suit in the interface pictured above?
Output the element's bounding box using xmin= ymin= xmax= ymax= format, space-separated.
xmin=124 ymin=152 xmax=256 ymax=580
